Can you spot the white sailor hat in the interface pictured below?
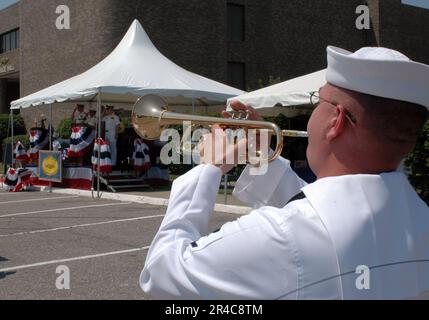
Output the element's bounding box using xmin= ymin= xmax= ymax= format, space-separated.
xmin=326 ymin=46 xmax=429 ymax=110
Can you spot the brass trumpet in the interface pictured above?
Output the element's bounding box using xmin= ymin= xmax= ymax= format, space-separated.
xmin=131 ymin=94 xmax=308 ymax=163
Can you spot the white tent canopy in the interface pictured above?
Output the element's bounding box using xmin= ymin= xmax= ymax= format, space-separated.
xmin=227 ymin=69 xmax=326 ymax=110
xmin=11 ymin=20 xmax=244 ymax=110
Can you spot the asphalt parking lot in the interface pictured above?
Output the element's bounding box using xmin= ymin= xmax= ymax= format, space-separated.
xmin=0 ymin=190 xmax=237 ymax=300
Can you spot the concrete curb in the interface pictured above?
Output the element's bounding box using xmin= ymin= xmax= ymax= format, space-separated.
xmin=29 ymin=186 xmax=251 ymax=215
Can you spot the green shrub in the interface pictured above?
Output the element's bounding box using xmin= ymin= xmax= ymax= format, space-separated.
xmin=56 ymin=118 xmax=72 ymax=139
xmin=122 ymin=117 xmax=132 ymax=129
xmin=1 ymin=135 xmax=29 ymax=166
xmin=0 ymin=114 xmax=26 ymax=142
xmin=406 ymin=121 xmax=429 ymax=204
xmin=2 ymin=134 xmax=30 ymax=149
xmin=0 ymin=113 xmax=26 ymax=160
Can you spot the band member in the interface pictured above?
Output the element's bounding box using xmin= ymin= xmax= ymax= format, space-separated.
xmin=140 ymin=46 xmax=429 ymax=299
xmin=102 ymin=105 xmax=121 ymax=166
xmin=71 ymin=104 xmax=87 ymax=125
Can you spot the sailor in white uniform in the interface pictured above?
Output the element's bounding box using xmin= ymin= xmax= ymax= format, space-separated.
xmin=71 ymin=104 xmax=87 ymax=125
xmin=140 ymin=46 xmax=429 ymax=300
xmin=86 ymin=109 xmax=97 ymax=128
xmin=102 ymin=105 xmax=121 ymax=166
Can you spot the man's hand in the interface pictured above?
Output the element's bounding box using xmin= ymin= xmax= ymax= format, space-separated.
xmin=224 ymin=101 xmax=271 ymax=152
xmin=198 ymin=101 xmax=263 ymax=175
xmin=198 ymin=124 xmax=247 ymax=175
xmin=197 ymin=101 xmax=274 ymax=174
xmin=222 ymin=101 xmax=263 ymax=121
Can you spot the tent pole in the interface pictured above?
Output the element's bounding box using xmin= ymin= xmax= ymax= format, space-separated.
xmin=49 ymin=104 xmax=52 ymax=151
xmin=10 ymin=108 xmax=14 ymax=168
xmin=48 ymin=104 xmax=53 ymax=193
xmin=97 ymin=89 xmax=102 ymax=198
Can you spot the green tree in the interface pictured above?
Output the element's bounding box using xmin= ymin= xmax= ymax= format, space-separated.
xmin=0 ymin=114 xmax=26 ymax=160
xmin=56 ymin=118 xmax=72 ymax=139
xmin=1 ymin=135 xmax=29 ymax=169
xmin=121 ymin=117 xmax=132 ymax=129
xmin=2 ymin=135 xmax=30 ymax=149
xmin=0 ymin=114 xmax=26 ymax=141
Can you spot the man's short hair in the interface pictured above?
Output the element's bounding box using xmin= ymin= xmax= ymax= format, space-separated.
xmin=350 ymin=90 xmax=428 ymax=156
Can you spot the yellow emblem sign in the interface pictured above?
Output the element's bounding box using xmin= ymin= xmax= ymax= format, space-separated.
xmin=42 ymin=155 xmax=59 ymax=177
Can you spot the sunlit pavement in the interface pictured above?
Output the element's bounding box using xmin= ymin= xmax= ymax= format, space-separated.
xmin=0 ymin=190 xmax=236 ymax=300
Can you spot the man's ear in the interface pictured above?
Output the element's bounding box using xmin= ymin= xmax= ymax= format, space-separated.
xmin=326 ymin=105 xmax=347 ymax=141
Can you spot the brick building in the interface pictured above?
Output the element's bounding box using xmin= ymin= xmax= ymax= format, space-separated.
xmin=0 ymin=0 xmax=428 ymax=127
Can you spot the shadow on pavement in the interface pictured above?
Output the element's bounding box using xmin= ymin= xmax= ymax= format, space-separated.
xmin=0 ymin=256 xmax=17 ymax=279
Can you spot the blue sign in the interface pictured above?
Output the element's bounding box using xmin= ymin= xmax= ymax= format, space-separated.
xmin=39 ymin=151 xmax=62 ymax=183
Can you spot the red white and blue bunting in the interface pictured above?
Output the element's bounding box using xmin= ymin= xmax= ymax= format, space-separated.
xmin=68 ymin=126 xmax=96 ymax=158
xmin=29 ymin=128 xmax=49 ymax=160
xmin=92 ymin=139 xmax=112 ymax=173
xmin=133 ymin=138 xmax=151 ymax=173
xmin=53 ymin=140 xmax=69 ymax=161
xmin=14 ymin=141 xmax=29 ymax=162
xmin=3 ymin=168 xmax=32 ymax=192
xmin=18 ymin=166 xmax=93 ymax=191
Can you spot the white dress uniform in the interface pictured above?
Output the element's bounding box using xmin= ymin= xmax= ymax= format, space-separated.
xmin=73 ymin=111 xmax=87 ymax=125
xmin=140 ymin=158 xmax=429 ymax=299
xmin=86 ymin=115 xmax=97 ymax=128
xmin=140 ymin=46 xmax=429 ymax=300
xmin=102 ymin=114 xmax=120 ymax=166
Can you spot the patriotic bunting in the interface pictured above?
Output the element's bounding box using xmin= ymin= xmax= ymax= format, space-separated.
xmin=92 ymin=139 xmax=112 ymax=173
xmin=133 ymin=138 xmax=151 ymax=173
xmin=29 ymin=128 xmax=49 ymax=160
xmin=68 ymin=125 xmax=96 ymax=158
xmin=53 ymin=140 xmax=69 ymax=161
xmin=3 ymin=168 xmax=32 ymax=192
xmin=14 ymin=141 xmax=29 ymax=162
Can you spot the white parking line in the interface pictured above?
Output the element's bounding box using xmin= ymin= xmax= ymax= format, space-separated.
xmin=0 ymin=246 xmax=150 ymax=273
xmin=0 ymin=202 xmax=132 ymax=218
xmin=0 ymin=214 xmax=165 ymax=237
xmin=0 ymin=195 xmax=80 ymax=205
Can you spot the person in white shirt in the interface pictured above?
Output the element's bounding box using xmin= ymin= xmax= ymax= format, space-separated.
xmin=86 ymin=109 xmax=97 ymax=128
xmin=71 ymin=104 xmax=87 ymax=125
xmin=140 ymin=46 xmax=429 ymax=300
xmin=102 ymin=105 xmax=121 ymax=166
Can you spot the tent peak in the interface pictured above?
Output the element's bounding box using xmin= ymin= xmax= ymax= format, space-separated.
xmin=11 ymin=19 xmax=244 ymax=109
xmin=117 ymin=19 xmax=156 ymax=49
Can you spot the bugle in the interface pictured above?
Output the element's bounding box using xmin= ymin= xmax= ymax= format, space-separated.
xmin=131 ymin=94 xmax=308 ymax=163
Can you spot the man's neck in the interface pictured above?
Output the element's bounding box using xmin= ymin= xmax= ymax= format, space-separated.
xmin=316 ymin=163 xmax=399 ymax=180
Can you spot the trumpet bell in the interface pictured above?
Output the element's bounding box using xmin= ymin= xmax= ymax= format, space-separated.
xmin=131 ymin=94 xmax=169 ymax=140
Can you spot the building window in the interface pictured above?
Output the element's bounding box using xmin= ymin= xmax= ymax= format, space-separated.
xmin=227 ymin=3 xmax=245 ymax=41
xmin=0 ymin=29 xmax=19 ymax=54
xmin=228 ymin=62 xmax=246 ymax=90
